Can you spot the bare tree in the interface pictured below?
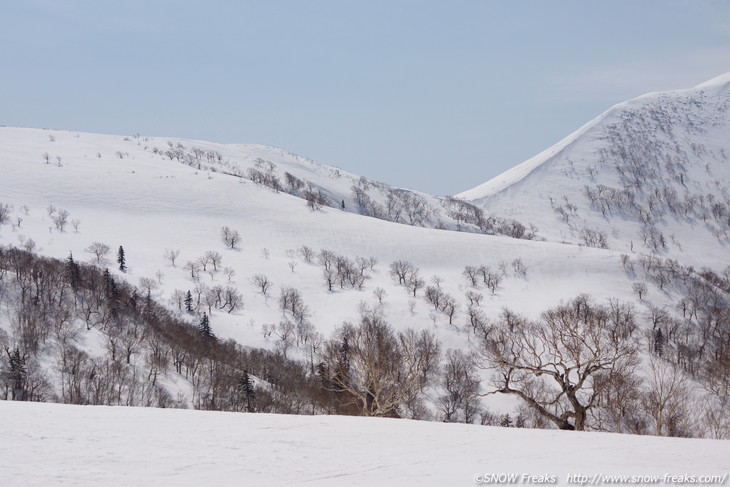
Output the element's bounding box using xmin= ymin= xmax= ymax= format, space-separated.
xmin=164 ymin=248 xmax=181 ymax=267
xmin=389 ymin=260 xmax=414 ymax=286
xmin=442 ymin=296 xmax=458 ymax=325
xmin=439 ymin=349 xmax=481 ymax=423
xmin=643 ymin=357 xmax=694 ymax=437
xmin=479 ymin=295 xmax=640 ymax=431
xmin=86 ymin=242 xmax=111 ymax=263
xmin=373 ymin=287 xmax=387 ymax=304
xmin=303 ymin=187 xmax=328 ymax=210
xmin=405 ymin=268 xmax=425 ymax=297
xmin=320 ymin=313 xmax=440 ymax=416
xmin=205 ymin=250 xmax=223 ymax=271
xmin=221 ymin=286 xmax=243 ymax=313
xmin=485 ymin=271 xmax=502 ymax=295
xmin=465 ymin=290 xmax=483 ymax=307
xmin=52 ymin=209 xmax=70 ymax=231
xmin=183 ymin=261 xmax=201 ymax=280
xmin=463 ymin=266 xmax=480 ymax=287
xmin=298 ymin=245 xmax=315 ymax=263
xmin=511 ymin=258 xmax=528 ymax=278
xmin=139 ymin=277 xmax=158 ymax=296
xmin=632 ymin=282 xmax=648 ymax=300
xmin=279 ymin=287 xmax=308 ymax=324
xmin=250 ymin=274 xmax=272 ymax=295
xmin=322 ymin=268 xmax=336 ymax=292
xmin=221 ymin=226 xmax=241 ymax=249
xmin=196 ymin=254 xmax=211 ymax=272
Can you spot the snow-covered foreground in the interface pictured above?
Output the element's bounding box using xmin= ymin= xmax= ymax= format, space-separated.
xmin=1 ymin=401 xmax=728 ymax=487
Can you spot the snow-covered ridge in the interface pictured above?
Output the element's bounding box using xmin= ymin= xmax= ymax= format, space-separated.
xmin=455 ymin=112 xmax=603 ymax=200
xmin=0 ymin=126 xmax=538 ymax=239
xmin=458 ymin=72 xmax=730 ymax=202
xmin=457 ymin=72 xmax=730 ymax=270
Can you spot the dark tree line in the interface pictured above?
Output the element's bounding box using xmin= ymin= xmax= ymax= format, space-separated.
xmin=0 ymin=245 xmax=321 ymax=412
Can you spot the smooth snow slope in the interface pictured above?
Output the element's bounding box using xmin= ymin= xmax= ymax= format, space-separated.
xmin=1 ymin=401 xmax=728 ymax=487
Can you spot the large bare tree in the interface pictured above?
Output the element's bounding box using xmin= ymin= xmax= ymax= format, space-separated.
xmin=320 ymin=313 xmax=439 ymax=417
xmin=480 ymin=295 xmax=640 ymax=431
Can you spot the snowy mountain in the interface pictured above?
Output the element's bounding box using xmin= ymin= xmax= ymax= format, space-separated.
xmin=0 ymin=124 xmax=649 ymax=346
xmin=0 ymin=74 xmax=728 ymax=446
xmin=458 ymin=73 xmax=730 ymax=271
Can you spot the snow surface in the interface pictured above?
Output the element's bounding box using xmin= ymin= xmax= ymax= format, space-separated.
xmin=1 ymin=401 xmax=728 ymax=487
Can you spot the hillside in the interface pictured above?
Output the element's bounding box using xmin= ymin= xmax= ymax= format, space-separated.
xmin=0 ymin=74 xmax=728 ymax=438
xmin=2 ymin=401 xmax=728 ymax=487
xmin=0 ymin=127 xmax=533 ymax=238
xmin=458 ymin=73 xmax=730 ymax=271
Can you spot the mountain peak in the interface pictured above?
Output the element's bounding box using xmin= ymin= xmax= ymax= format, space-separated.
xmin=458 ymin=72 xmax=730 ymax=269
xmin=694 ymin=71 xmax=730 ymax=92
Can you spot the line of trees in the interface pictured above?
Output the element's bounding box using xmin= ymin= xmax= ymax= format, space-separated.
xmin=1 ymin=243 xmax=727 ymax=437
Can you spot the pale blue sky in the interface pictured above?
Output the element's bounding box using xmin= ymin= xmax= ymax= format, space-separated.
xmin=2 ymin=0 xmax=729 ymax=195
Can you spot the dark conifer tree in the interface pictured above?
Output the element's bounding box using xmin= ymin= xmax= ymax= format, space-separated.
xmin=66 ymin=252 xmax=81 ymax=290
xmin=654 ymin=328 xmax=665 ymax=357
xmin=117 ymin=245 xmax=126 ymax=271
xmin=5 ymin=347 xmax=27 ymax=400
xmin=198 ymin=313 xmax=214 ymax=340
xmin=184 ymin=290 xmax=194 ymax=313
xmin=102 ymin=268 xmax=119 ymax=319
xmin=239 ymin=371 xmax=256 ymax=412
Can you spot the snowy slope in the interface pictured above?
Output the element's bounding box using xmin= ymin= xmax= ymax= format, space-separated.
xmin=0 ymin=126 xmax=663 ymax=343
xmin=458 ymin=73 xmax=730 ymax=270
xmin=0 ymin=124 xmax=684 ymax=416
xmin=2 ymin=401 xmax=728 ymax=487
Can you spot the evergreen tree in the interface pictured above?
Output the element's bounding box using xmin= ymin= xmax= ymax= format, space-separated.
xmin=117 ymin=245 xmax=126 ymax=271
xmin=184 ymin=290 xmax=194 ymax=313
xmin=654 ymin=328 xmax=665 ymax=357
xmin=103 ymin=268 xmax=119 ymax=319
xmin=239 ymin=371 xmax=256 ymax=412
xmin=5 ymin=347 xmax=27 ymax=400
xmin=66 ymin=252 xmax=81 ymax=290
xmin=198 ymin=313 xmax=215 ymax=340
